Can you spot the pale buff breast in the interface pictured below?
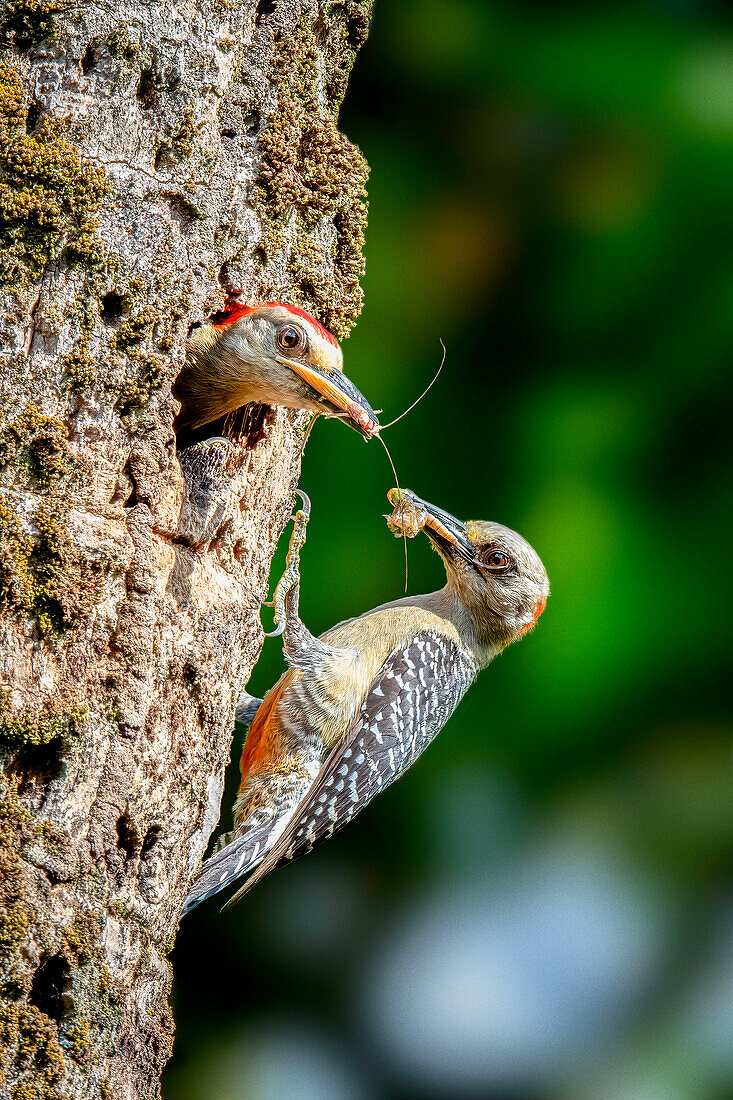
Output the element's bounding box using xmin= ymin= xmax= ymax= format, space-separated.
xmin=294 ymin=605 xmax=465 ymax=750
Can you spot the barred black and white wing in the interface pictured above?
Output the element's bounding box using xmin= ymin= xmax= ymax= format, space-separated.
xmin=182 ymin=814 xmax=284 ymax=916
xmin=227 ymin=632 xmax=477 ymax=903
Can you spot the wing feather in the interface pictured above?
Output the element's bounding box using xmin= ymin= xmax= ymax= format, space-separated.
xmin=226 ymin=632 xmax=476 ymax=904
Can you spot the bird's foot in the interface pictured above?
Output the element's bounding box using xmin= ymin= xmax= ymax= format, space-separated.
xmin=262 ymin=490 xmax=311 ymax=637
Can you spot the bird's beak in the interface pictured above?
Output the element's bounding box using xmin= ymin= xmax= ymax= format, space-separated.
xmin=387 ymin=489 xmax=474 ymax=562
xmin=277 ymin=357 xmax=380 ymax=440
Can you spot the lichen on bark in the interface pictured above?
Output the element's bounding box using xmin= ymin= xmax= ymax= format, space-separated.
xmin=0 ymin=1 xmax=372 ymax=1098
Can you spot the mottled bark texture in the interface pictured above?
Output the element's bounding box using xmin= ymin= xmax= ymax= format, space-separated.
xmin=0 ymin=1 xmax=371 ymax=1096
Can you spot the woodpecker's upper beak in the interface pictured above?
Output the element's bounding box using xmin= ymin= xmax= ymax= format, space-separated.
xmin=276 ymin=356 xmax=380 ymax=440
xmin=387 ymin=489 xmax=474 ymax=562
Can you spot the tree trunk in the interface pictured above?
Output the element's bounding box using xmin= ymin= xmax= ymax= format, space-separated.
xmin=0 ymin=1 xmax=370 ymax=1096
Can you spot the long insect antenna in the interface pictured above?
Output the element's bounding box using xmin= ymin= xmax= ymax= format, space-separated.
xmin=379 ymin=339 xmax=447 ymax=431
xmin=375 ymin=431 xmax=409 ymax=593
xmin=300 ymin=413 xmax=318 ymax=449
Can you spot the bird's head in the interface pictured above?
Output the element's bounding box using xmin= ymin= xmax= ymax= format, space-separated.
xmin=179 ymin=299 xmax=379 ymax=439
xmin=388 ymin=489 xmax=549 ymax=651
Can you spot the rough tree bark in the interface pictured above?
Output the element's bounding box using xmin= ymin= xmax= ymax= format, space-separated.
xmin=0 ymin=1 xmax=371 ymax=1096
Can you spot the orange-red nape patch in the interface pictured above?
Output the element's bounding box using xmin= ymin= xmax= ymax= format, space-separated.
xmin=238 ymin=670 xmax=294 ymax=785
xmin=212 ymin=298 xmax=339 ymax=347
xmin=518 ymin=595 xmax=547 ymax=637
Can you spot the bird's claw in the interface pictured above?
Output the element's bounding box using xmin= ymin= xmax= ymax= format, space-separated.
xmin=261 ymin=490 xmax=311 ymax=637
xmin=198 ymin=435 xmax=235 ymax=454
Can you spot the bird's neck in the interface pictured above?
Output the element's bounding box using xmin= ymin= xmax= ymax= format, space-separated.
xmin=375 ymin=586 xmax=504 ymax=670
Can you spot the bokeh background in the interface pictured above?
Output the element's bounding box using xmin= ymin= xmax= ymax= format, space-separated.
xmin=168 ymin=2 xmax=733 ymax=1096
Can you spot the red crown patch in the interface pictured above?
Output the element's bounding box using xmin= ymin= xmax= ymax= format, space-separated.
xmin=211 ymin=298 xmax=338 ymax=347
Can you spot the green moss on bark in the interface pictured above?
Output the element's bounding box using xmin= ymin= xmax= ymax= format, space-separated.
xmin=0 ymin=702 xmax=86 ymax=749
xmin=0 ymin=403 xmax=73 ymax=491
xmin=0 ymin=776 xmax=35 ymax=968
xmin=0 ymin=0 xmax=68 ymax=50
xmin=105 ymin=23 xmax=140 ymax=66
xmin=253 ymin=14 xmax=369 ymax=339
xmin=0 ymin=58 xmax=109 ymax=290
xmin=0 ymin=496 xmax=97 ymax=635
xmin=62 ymin=910 xmax=103 ymax=968
xmin=0 ymin=1003 xmax=65 ymax=1099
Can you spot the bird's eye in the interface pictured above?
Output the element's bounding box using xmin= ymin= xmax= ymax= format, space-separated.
xmin=276 ymin=325 xmax=305 ymax=354
xmin=486 ymin=550 xmax=511 ymax=571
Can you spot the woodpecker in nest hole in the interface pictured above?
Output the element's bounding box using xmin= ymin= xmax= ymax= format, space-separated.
xmin=182 ymin=489 xmax=548 ymax=914
xmin=173 ymin=297 xmax=379 ymax=442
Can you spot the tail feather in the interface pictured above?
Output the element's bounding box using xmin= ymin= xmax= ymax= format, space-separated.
xmin=182 ymin=817 xmax=281 ymax=916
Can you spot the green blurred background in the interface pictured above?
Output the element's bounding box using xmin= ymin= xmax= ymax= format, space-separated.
xmin=168 ymin=2 xmax=733 ymax=1096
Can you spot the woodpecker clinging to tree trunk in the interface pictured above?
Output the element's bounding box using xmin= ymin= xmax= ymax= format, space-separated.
xmin=182 ymin=488 xmax=549 ymax=915
xmin=173 ymin=297 xmax=379 ymax=440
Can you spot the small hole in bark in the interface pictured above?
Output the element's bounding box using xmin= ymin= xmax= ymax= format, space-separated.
xmin=252 ymin=246 xmax=267 ymax=268
xmin=154 ymin=146 xmax=170 ymax=172
xmin=116 ymin=812 xmax=139 ymax=861
xmin=123 ymin=484 xmax=139 ymax=508
xmin=255 ymin=0 xmax=276 ymax=24
xmin=187 ymin=320 xmax=201 ymax=336
xmin=218 ymin=262 xmax=230 ymax=285
xmin=81 ymin=44 xmax=97 ymax=73
xmin=101 ymin=291 xmax=123 ymax=323
xmin=167 ymin=193 xmax=198 ymax=226
xmin=25 ymin=100 xmax=43 ymax=132
xmin=137 ymin=67 xmax=157 ymax=108
xmin=10 ymin=738 xmax=64 ymax=793
xmin=220 ymin=127 xmax=236 ymax=139
xmin=243 ymin=110 xmax=261 ymax=135
xmin=182 ymin=663 xmax=199 ymax=688
xmin=141 ymin=825 xmax=162 ymax=859
xmin=30 ymin=955 xmax=72 ymax=1023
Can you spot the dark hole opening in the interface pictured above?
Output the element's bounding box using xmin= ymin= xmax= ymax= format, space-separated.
xmin=220 ymin=127 xmax=236 ymax=139
xmin=141 ymin=825 xmax=162 ymax=860
xmin=30 ymin=955 xmax=72 ymax=1024
xmin=116 ymin=812 xmax=139 ymax=861
xmin=182 ymin=663 xmax=198 ymax=687
xmin=187 ymin=321 xmax=202 ymax=337
xmin=136 ymin=67 xmax=156 ymax=108
xmin=255 ymin=0 xmax=276 ymax=24
xmin=81 ymin=44 xmax=97 ymax=74
xmin=101 ymin=291 xmax=123 ymax=323
xmin=167 ymin=193 xmax=198 ymax=223
xmin=25 ymin=100 xmax=43 ymax=133
xmin=10 ymin=737 xmax=64 ymax=793
xmin=174 ymin=402 xmax=273 ymax=452
xmin=243 ymin=111 xmax=260 ymax=135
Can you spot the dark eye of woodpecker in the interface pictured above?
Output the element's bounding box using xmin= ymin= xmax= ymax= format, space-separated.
xmin=277 ymin=325 xmax=305 ymax=353
xmin=486 ymin=550 xmax=511 ymax=571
